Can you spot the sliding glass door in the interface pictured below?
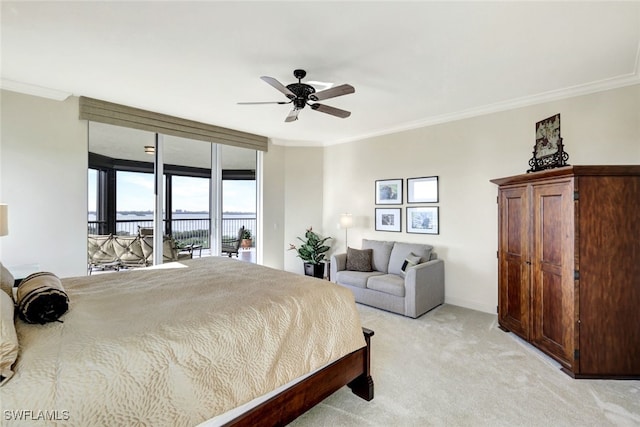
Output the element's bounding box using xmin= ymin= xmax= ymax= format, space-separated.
xmin=220 ymin=145 xmax=257 ymax=262
xmin=162 ymin=134 xmax=214 ymax=256
xmin=88 ymin=121 xmax=259 ymax=268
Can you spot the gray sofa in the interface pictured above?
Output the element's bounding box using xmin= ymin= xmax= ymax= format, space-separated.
xmin=330 ymin=239 xmax=444 ymax=318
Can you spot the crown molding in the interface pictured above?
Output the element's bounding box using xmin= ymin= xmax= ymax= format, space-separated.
xmin=0 ymin=79 xmax=72 ymax=101
xmin=324 ymin=72 xmax=640 ymax=147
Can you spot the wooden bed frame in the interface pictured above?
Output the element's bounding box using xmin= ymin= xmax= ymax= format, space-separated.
xmin=225 ymin=328 xmax=374 ymax=426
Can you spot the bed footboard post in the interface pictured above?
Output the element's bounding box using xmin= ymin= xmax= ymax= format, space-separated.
xmin=348 ymin=327 xmax=374 ymax=401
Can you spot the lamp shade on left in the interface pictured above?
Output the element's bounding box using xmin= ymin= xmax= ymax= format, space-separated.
xmin=0 ymin=204 xmax=8 ymax=236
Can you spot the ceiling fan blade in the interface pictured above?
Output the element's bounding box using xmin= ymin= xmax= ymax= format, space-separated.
xmin=308 ymin=84 xmax=355 ymax=102
xmin=261 ymin=76 xmax=296 ymax=100
xmin=237 ymin=101 xmax=291 ymax=105
xmin=310 ymin=103 xmax=351 ymax=119
xmin=284 ymin=108 xmax=300 ymax=122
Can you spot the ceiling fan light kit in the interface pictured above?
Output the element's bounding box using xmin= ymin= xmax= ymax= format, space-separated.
xmin=238 ymin=69 xmax=354 ymax=122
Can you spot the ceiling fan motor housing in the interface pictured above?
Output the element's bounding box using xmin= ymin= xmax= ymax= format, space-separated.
xmin=286 ymin=83 xmax=316 ymax=108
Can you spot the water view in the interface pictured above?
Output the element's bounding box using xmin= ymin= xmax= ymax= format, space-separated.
xmin=88 ymin=211 xmax=256 ymax=249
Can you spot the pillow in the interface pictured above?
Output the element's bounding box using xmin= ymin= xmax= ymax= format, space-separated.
xmin=388 ymin=242 xmax=433 ymax=276
xmin=16 ymin=272 xmax=69 ymax=324
xmin=346 ymin=247 xmax=373 ymax=272
xmin=400 ymin=252 xmax=423 ymax=277
xmin=0 ymin=291 xmax=18 ymax=386
xmin=0 ymin=262 xmax=14 ymax=299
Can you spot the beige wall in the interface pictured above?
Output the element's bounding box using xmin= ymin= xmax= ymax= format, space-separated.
xmin=282 ymin=146 xmax=324 ymax=274
xmin=323 ymin=84 xmax=640 ymax=313
xmin=1 ymin=84 xmax=638 ymax=313
xmin=0 ymin=91 xmax=88 ymax=277
xmin=260 ymin=142 xmax=286 ymax=269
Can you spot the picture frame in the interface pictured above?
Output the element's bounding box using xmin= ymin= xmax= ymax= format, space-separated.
xmin=406 ymin=207 xmax=439 ymax=235
xmin=375 ymin=179 xmax=402 ymax=205
xmin=527 ymin=113 xmax=569 ymax=172
xmin=375 ymin=208 xmax=402 ymax=232
xmin=407 ymin=176 xmax=438 ymax=203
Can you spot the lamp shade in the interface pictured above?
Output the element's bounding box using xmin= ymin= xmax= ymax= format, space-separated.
xmin=339 ymin=213 xmax=353 ymax=229
xmin=0 ymin=204 xmax=7 ymax=236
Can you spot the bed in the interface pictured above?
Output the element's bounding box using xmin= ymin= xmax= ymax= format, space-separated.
xmin=1 ymin=257 xmax=374 ymax=426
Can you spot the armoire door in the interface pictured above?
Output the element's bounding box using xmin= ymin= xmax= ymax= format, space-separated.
xmin=498 ymin=185 xmax=530 ymax=339
xmin=530 ymin=180 xmax=575 ymax=368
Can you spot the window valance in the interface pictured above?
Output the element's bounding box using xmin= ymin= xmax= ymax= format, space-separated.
xmin=79 ymin=96 xmax=268 ymax=152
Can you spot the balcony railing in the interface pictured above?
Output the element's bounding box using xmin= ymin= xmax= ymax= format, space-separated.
xmin=88 ymin=216 xmax=257 ymax=250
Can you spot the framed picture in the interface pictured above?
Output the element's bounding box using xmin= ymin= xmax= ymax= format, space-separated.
xmin=375 ymin=208 xmax=402 ymax=232
xmin=407 ymin=207 xmax=439 ymax=235
xmin=527 ymin=113 xmax=569 ymax=172
xmin=375 ymin=179 xmax=402 ymax=205
xmin=407 ymin=176 xmax=438 ymax=203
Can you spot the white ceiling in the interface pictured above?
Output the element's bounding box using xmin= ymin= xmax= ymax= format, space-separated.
xmin=2 ymin=1 xmax=639 ymax=146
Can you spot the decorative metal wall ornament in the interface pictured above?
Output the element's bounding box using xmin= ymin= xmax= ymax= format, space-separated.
xmin=527 ymin=113 xmax=569 ymax=173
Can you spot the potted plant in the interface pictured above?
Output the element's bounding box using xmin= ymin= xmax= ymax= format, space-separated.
xmin=289 ymin=227 xmax=332 ymax=278
xmin=241 ymin=228 xmax=252 ymax=248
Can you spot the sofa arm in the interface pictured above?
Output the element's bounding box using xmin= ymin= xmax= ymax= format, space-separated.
xmin=330 ymin=253 xmax=347 ymax=283
xmin=404 ymin=259 xmax=445 ymax=318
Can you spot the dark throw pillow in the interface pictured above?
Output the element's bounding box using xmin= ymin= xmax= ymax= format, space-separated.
xmin=16 ymin=272 xmax=69 ymax=324
xmin=346 ymin=247 xmax=373 ymax=272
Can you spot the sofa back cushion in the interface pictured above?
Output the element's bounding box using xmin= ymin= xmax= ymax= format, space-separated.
xmin=388 ymin=242 xmax=433 ymax=276
xmin=362 ymin=239 xmax=394 ymax=273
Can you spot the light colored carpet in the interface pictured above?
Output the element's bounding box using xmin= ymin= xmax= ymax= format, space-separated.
xmin=291 ymin=304 xmax=640 ymax=426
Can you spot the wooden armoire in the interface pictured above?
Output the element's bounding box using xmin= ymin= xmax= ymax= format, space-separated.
xmin=491 ymin=166 xmax=640 ymax=378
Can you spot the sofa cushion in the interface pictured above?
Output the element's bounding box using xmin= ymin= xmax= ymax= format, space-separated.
xmin=336 ymin=270 xmax=385 ymax=289
xmin=362 ymin=239 xmax=394 ymax=273
xmin=388 ymin=242 xmax=433 ymax=276
xmin=346 ymin=247 xmax=373 ymax=272
xmin=366 ymin=274 xmax=405 ymax=297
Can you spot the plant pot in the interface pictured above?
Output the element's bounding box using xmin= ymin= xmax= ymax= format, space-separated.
xmin=241 ymin=238 xmax=252 ymax=248
xmin=303 ymin=262 xmax=324 ymax=279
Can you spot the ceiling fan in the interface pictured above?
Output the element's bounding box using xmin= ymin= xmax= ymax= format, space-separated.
xmin=238 ymin=69 xmax=355 ymax=122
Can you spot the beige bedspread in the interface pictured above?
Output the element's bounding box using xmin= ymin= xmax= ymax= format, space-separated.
xmin=1 ymin=257 xmax=366 ymax=426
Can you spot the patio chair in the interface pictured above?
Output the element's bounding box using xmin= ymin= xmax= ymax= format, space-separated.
xmin=139 ymin=232 xmax=193 ymax=264
xmin=222 ymin=226 xmax=244 ymax=257
xmin=87 ymin=234 xmax=121 ymax=275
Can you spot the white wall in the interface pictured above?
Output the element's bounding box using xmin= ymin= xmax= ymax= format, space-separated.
xmin=0 ymin=91 xmax=88 ymax=277
xmin=261 ymin=141 xmax=286 ymax=269
xmin=282 ymin=146 xmax=324 ymax=274
xmin=323 ymin=84 xmax=640 ymax=313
